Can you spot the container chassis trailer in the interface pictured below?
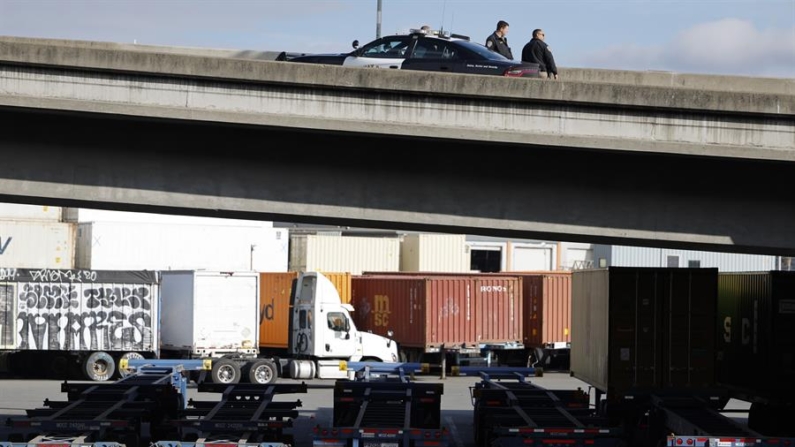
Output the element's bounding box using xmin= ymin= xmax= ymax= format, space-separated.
xmin=312 ymin=364 xmax=450 ymax=447
xmin=471 ymin=372 xmax=624 ymax=447
xmin=0 ymin=359 xmax=309 ymax=447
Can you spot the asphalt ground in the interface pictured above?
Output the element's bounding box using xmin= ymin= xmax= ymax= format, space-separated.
xmin=0 ymin=372 xmax=751 ymax=447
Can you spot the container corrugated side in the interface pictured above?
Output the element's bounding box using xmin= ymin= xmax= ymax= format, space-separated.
xmin=77 ymin=222 xmax=287 ymax=272
xmin=0 ymin=203 xmax=62 ymax=222
xmin=716 ymin=271 xmax=795 ymax=403
xmin=352 ymin=276 xmax=428 ymax=348
xmin=0 ymin=221 xmax=75 ymax=269
xmin=519 ymin=272 xmax=571 ymax=346
xmin=352 ymin=275 xmax=520 ymax=351
xmin=474 ymin=277 xmax=522 ymax=344
xmin=571 ymin=269 xmax=610 ymax=393
xmin=298 ymin=235 xmax=400 ymax=275
xmin=0 ymin=269 xmax=159 ymax=353
xmin=259 ymin=272 xmax=296 ymax=349
xmin=259 ymin=271 xmax=352 ymax=349
xmin=400 ymin=234 xmax=469 ymax=272
xmin=572 ymin=267 xmax=717 ymax=398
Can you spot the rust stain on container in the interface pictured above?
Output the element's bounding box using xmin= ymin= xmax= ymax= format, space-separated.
xmin=352 ymin=275 xmax=522 ymax=351
xmin=259 ymin=271 xmax=351 ymax=349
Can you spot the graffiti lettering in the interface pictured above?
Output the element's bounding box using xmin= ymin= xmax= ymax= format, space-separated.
xmin=30 ymin=269 xmax=98 ymax=283
xmin=439 ymin=298 xmax=460 ymax=318
xmin=15 ymin=282 xmax=155 ymax=351
xmin=0 ymin=268 xmax=18 ymax=281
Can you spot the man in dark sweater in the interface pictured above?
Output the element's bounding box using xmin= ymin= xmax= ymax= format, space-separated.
xmin=521 ymin=28 xmax=558 ymax=79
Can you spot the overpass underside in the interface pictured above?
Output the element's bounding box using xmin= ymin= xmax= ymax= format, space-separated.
xmin=1 ymin=106 xmax=793 ymax=256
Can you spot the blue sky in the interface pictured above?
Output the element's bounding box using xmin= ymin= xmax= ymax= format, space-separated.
xmin=1 ymin=0 xmax=794 ymax=77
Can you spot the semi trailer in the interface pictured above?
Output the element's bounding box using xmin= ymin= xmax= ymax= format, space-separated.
xmin=0 ymin=268 xmax=161 ymax=381
xmin=159 ymin=270 xmax=398 ymax=384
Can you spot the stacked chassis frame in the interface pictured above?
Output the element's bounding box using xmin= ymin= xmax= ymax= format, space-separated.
xmin=471 ymin=373 xmax=623 ymax=447
xmin=314 ymin=368 xmax=449 ymax=447
xmin=1 ymin=364 xmax=306 ymax=447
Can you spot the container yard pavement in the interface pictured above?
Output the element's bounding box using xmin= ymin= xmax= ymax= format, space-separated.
xmin=0 ymin=372 xmax=752 ymax=447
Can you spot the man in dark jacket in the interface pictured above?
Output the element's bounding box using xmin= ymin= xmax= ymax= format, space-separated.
xmin=485 ymin=20 xmax=513 ymax=60
xmin=521 ymin=29 xmax=558 ymax=79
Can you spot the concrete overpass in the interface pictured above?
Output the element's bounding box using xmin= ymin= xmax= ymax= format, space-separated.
xmin=0 ymin=36 xmax=793 ymax=255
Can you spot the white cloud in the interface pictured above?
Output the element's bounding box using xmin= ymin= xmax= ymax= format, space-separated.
xmin=580 ymin=18 xmax=795 ymax=77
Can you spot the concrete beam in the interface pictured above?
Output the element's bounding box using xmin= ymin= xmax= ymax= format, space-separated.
xmin=0 ymin=109 xmax=793 ymax=256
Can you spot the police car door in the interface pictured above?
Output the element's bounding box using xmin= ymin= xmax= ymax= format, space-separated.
xmin=344 ymin=36 xmax=414 ymax=69
xmin=401 ymin=39 xmax=464 ymax=73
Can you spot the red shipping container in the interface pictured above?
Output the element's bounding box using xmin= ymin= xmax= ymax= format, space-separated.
xmin=516 ymin=272 xmax=572 ymax=347
xmin=351 ymin=275 xmax=522 ymax=353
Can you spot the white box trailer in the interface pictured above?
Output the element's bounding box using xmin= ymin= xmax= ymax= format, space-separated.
xmin=0 ymin=268 xmax=160 ymax=381
xmin=159 ymin=270 xmax=260 ymax=359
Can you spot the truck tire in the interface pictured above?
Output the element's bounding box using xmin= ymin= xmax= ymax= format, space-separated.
xmin=211 ymin=359 xmax=241 ymax=384
xmin=83 ymin=351 xmax=116 ymax=382
xmin=118 ymin=352 xmax=145 ymax=379
xmin=247 ymin=359 xmax=278 ymax=384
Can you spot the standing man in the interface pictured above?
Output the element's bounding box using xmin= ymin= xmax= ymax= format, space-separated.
xmin=521 ymin=29 xmax=558 ymax=79
xmin=485 ymin=20 xmax=514 ymax=60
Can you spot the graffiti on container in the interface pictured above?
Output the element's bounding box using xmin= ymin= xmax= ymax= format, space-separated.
xmin=373 ymin=295 xmax=390 ymax=327
xmin=0 ymin=268 xmax=18 ymax=281
xmin=30 ymin=269 xmax=99 ymax=283
xmin=14 ymin=282 xmax=154 ymax=351
xmin=439 ymin=297 xmax=460 ymax=319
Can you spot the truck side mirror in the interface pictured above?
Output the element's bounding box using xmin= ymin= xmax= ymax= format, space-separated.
xmin=387 ymin=330 xmax=394 ymax=337
xmin=352 ymin=39 xmax=359 ymax=49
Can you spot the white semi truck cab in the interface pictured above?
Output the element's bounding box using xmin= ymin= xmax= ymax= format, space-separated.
xmin=285 ymin=271 xmax=399 ymax=380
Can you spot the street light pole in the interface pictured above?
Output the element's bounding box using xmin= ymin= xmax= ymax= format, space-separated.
xmin=376 ymin=0 xmax=382 ymax=38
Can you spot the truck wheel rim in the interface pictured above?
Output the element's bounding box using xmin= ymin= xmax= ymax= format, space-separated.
xmin=217 ymin=365 xmax=236 ymax=383
xmin=255 ymin=365 xmax=272 ymax=383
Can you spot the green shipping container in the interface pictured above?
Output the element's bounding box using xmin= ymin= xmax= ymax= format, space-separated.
xmin=716 ymin=271 xmax=795 ymax=404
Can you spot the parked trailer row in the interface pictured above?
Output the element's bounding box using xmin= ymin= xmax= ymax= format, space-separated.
xmin=2 ymin=269 xmax=398 ymax=384
xmin=570 ymin=267 xmax=795 ymax=442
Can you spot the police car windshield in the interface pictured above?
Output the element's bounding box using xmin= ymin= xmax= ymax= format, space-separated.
xmin=454 ymin=39 xmax=512 ymax=61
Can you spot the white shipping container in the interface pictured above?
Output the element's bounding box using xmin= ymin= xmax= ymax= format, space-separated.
xmin=290 ymin=235 xmax=400 ymax=275
xmin=63 ymin=207 xmax=272 ymax=227
xmin=159 ymin=271 xmax=259 ymax=356
xmin=0 ymin=221 xmax=75 ymax=269
xmin=0 ymin=203 xmax=62 ymax=222
xmin=401 ymin=234 xmax=469 ymax=272
xmin=76 ymin=222 xmax=288 ymax=272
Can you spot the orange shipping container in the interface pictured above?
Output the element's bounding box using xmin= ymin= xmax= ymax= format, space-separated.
xmin=259 ymin=271 xmax=351 ymax=349
xmin=515 ymin=272 xmax=571 ymax=347
xmin=351 ymin=275 xmax=522 ymax=353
